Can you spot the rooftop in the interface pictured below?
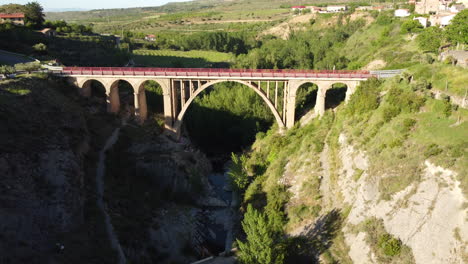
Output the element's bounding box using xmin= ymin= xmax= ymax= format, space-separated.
xmin=0 ymin=13 xmax=25 ymax=19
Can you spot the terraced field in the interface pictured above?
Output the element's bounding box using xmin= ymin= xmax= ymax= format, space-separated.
xmin=132 ymin=49 xmax=234 ymax=68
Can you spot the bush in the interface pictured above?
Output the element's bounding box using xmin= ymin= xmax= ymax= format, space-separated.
xmin=0 ymin=65 xmax=15 ymax=75
xmin=378 ymin=234 xmax=402 ymax=256
xmin=33 ymin=43 xmax=47 ymax=52
xmin=424 ymin=143 xmax=443 ymax=158
xmin=237 ymin=204 xmax=286 ymax=264
xmin=376 ymin=12 xmax=393 ymax=25
xmin=386 ymin=87 xmax=426 ymax=113
xmin=425 ymin=54 xmax=435 ymax=64
xmin=402 ymin=118 xmax=417 ymax=132
xmin=382 ymin=106 xmax=400 ymax=122
xmin=416 ymin=27 xmax=443 ymax=53
xmin=346 ymin=78 xmax=381 ymax=116
xmin=228 ymin=153 xmax=249 ymax=193
xmin=14 ymin=62 xmax=41 ymax=73
xmin=400 ymin=19 xmax=423 ymax=34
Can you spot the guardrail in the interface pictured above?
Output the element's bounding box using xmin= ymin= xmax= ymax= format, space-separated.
xmin=58 ymin=67 xmax=375 ymax=79
xmin=370 ymin=70 xmax=404 ymax=78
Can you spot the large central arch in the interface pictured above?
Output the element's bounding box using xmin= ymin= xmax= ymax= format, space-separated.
xmin=172 ymin=79 xmax=286 ymax=135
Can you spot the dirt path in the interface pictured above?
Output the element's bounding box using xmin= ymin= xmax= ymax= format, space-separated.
xmin=319 ymin=141 xmax=333 ymax=209
xmin=96 ymin=127 xmax=126 ymax=264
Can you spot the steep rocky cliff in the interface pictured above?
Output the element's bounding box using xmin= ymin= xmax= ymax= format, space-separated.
xmin=240 ymin=75 xmax=467 ymax=263
xmin=0 ymin=76 xmax=89 ymax=263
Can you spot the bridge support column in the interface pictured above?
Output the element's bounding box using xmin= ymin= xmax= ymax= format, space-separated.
xmin=134 ymin=92 xmax=148 ymax=123
xmin=81 ymin=81 xmax=92 ymax=97
xmin=107 ymin=82 xmax=120 ymax=114
xmin=286 ymin=80 xmax=302 ymax=128
xmin=345 ymin=81 xmax=359 ymax=103
xmin=315 ymin=83 xmax=329 ymax=117
xmin=154 ymin=79 xmax=174 ymax=132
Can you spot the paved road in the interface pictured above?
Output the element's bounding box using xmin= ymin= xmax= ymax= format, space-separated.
xmin=0 ymin=50 xmax=35 ymax=65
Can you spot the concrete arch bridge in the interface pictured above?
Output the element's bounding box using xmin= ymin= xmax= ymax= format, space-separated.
xmin=57 ymin=67 xmax=375 ymax=136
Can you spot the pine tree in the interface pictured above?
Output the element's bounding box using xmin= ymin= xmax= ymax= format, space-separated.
xmin=237 ymin=204 xmax=285 ymax=264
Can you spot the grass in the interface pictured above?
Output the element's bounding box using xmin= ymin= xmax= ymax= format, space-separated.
xmin=340 ymin=17 xmax=423 ymax=70
xmin=408 ymin=62 xmax=468 ymax=97
xmin=132 ymin=49 xmax=234 ymax=67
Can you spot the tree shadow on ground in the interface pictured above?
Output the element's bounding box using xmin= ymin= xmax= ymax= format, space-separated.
xmin=286 ymin=209 xmax=343 ymax=264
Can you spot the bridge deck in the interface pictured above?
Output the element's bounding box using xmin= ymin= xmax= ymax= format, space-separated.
xmin=60 ymin=67 xmax=374 ymax=79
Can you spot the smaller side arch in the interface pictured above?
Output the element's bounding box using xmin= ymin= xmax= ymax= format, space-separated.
xmin=134 ymin=79 xmax=168 ymax=123
xmin=172 ymin=80 xmax=286 ymax=136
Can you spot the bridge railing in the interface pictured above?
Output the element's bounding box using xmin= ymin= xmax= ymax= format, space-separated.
xmin=59 ymin=67 xmax=375 ymax=79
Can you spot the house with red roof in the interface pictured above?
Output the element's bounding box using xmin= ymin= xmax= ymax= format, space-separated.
xmin=145 ymin=34 xmax=156 ymax=42
xmin=0 ymin=13 xmax=25 ymax=26
xmin=291 ymin=6 xmax=307 ymax=11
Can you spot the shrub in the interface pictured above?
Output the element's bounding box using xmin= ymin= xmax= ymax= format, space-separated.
xmin=378 ymin=234 xmax=402 ymax=256
xmin=424 ymin=143 xmax=443 ymax=158
xmin=416 ymin=27 xmax=443 ymax=53
xmin=237 ymin=204 xmax=286 ymax=264
xmin=402 ymin=118 xmax=417 ymax=132
xmin=228 ymin=153 xmax=249 ymax=193
xmin=400 ymin=19 xmax=423 ymax=34
xmin=382 ymin=106 xmax=400 ymax=122
xmin=33 ymin=43 xmax=47 ymax=52
xmin=386 ymin=87 xmax=426 ymax=113
xmin=376 ymin=12 xmax=393 ymax=25
xmin=425 ymin=54 xmax=435 ymax=64
xmin=0 ymin=65 xmax=15 ymax=75
xmin=346 ymin=78 xmax=381 ymax=116
xmin=14 ymin=62 xmax=41 ymax=73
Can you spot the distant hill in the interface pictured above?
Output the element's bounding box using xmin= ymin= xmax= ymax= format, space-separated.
xmin=45 ymin=8 xmax=89 ymax=12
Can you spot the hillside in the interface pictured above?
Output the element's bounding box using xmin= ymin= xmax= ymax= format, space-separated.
xmin=1 ymin=1 xmax=467 ymax=264
xmin=233 ymin=73 xmax=467 ymax=263
xmin=45 ymin=0 xmax=373 ymax=33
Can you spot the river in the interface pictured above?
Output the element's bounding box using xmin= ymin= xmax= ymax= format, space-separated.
xmin=199 ymin=162 xmax=238 ymax=257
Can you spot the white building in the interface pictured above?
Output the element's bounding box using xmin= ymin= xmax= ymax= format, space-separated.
xmin=440 ymin=13 xmax=456 ymax=26
xmin=414 ymin=16 xmax=428 ymax=27
xmin=450 ymin=4 xmax=466 ymax=13
xmin=429 ymin=13 xmax=456 ymax=26
xmin=326 ymin=5 xmax=347 ymax=12
xmin=395 ymin=9 xmax=411 ymax=17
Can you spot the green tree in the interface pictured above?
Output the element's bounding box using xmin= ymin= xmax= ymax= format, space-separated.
xmin=346 ymin=78 xmax=381 ymax=116
xmin=0 ymin=65 xmax=15 ymax=76
xmin=15 ymin=62 xmax=41 ymax=73
xmin=400 ymin=19 xmax=423 ymax=34
xmin=237 ymin=204 xmax=285 ymax=264
xmin=24 ymin=2 xmax=45 ymax=29
xmin=33 ymin=43 xmax=47 ymax=53
xmin=445 ymin=9 xmax=468 ymax=46
xmin=416 ymin=27 xmax=443 ymax=52
xmin=228 ymin=153 xmax=249 ymax=192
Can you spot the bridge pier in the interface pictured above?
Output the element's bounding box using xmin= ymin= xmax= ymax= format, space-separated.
xmin=345 ymin=81 xmax=359 ymax=103
xmin=314 ymin=83 xmax=328 ymax=117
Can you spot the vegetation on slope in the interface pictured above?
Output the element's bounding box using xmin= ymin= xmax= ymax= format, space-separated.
xmin=231 ymin=68 xmax=467 ymax=262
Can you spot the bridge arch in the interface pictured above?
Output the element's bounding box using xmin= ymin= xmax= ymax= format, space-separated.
xmin=108 ymin=79 xmax=136 ymax=115
xmin=325 ymin=82 xmax=348 ymax=111
xmin=173 ymin=80 xmax=285 ymax=135
xmin=294 ymin=81 xmax=319 ymax=122
xmin=79 ymin=79 xmax=106 ymax=98
xmin=135 ymin=80 xmax=167 ymax=121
